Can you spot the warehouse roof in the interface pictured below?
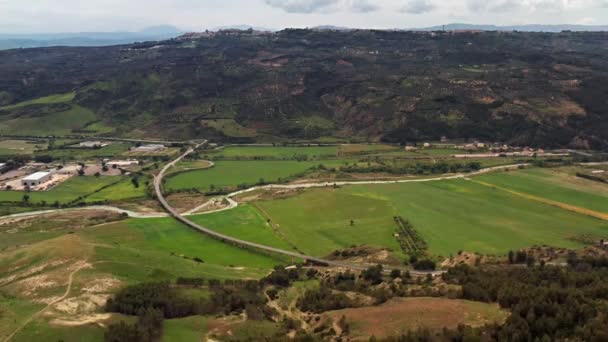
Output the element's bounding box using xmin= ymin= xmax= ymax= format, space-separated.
xmin=23 ymin=171 xmax=51 ymax=181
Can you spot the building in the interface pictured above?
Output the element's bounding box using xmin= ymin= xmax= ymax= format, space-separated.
xmin=0 ymin=163 xmax=6 ymax=171
xmin=79 ymin=141 xmax=107 ymax=148
xmin=21 ymin=171 xmax=52 ymax=187
xmin=134 ymin=144 xmax=166 ymax=152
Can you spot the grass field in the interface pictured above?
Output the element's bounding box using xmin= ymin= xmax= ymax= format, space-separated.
xmin=36 ymin=143 xmax=131 ymax=159
xmin=210 ymin=146 xmax=338 ymax=159
xmin=165 ymin=160 xmax=345 ymax=192
xmin=0 ymin=92 xmax=75 ymax=110
xmin=163 ymin=316 xmax=210 ymax=342
xmin=83 ymin=214 xmax=287 ymax=282
xmin=0 ymin=176 xmax=121 ymax=204
xmin=0 ymin=105 xmax=104 ymax=136
xmin=255 ymin=189 xmax=402 ymax=257
xmin=0 ymin=140 xmax=47 ymax=155
xmin=476 ymin=168 xmax=608 ymax=214
xmin=85 ymin=176 xmax=149 ymax=203
xmin=190 ymin=205 xmax=295 ymax=252
xmin=255 ymin=175 xmax=608 ymax=257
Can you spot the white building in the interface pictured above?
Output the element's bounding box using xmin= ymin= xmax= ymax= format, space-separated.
xmin=79 ymin=141 xmax=107 ymax=148
xmin=21 ymin=172 xmax=52 ymax=187
xmin=134 ymin=144 xmax=166 ymax=152
xmin=0 ymin=163 xmax=6 ymax=171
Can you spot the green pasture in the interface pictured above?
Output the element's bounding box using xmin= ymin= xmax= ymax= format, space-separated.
xmin=0 ymin=293 xmax=43 ymax=341
xmin=190 ymin=205 xmax=295 ymax=251
xmin=12 ymin=319 xmax=104 ymax=342
xmin=0 ymin=92 xmax=75 ymax=110
xmin=81 ymin=214 xmax=286 ymax=282
xmin=163 ymin=316 xmax=210 ymax=342
xmin=255 ymin=176 xmax=608 ymax=257
xmin=85 ymin=176 xmax=149 ymax=202
xmin=210 ymin=145 xmax=338 ymax=159
xmin=0 ymin=140 xmax=47 ymax=156
xmin=37 ymin=143 xmax=131 ymax=159
xmin=0 ymin=105 xmax=112 ymax=137
xmin=0 ymin=176 xmax=121 ymax=204
xmin=254 ymin=188 xmax=402 ymax=257
xmin=477 ymin=168 xmax=608 ymax=214
xmin=165 ymin=160 xmax=345 ymax=192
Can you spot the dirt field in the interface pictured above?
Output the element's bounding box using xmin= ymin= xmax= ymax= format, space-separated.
xmin=324 ymin=297 xmax=509 ymax=339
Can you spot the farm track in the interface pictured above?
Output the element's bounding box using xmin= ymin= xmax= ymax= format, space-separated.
xmin=472 ymin=179 xmax=608 ymax=221
xmin=2 ymin=261 xmax=90 ymax=342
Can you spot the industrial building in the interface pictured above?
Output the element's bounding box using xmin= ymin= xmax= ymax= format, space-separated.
xmin=21 ymin=171 xmax=52 ymax=187
xmin=134 ymin=144 xmax=166 ymax=152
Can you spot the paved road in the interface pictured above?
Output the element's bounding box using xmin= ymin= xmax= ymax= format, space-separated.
xmin=154 ymin=145 xmax=390 ymax=272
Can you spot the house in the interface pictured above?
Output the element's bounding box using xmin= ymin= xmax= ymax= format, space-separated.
xmin=0 ymin=163 xmax=6 ymax=172
xmin=134 ymin=144 xmax=166 ymax=152
xmin=21 ymin=171 xmax=52 ymax=187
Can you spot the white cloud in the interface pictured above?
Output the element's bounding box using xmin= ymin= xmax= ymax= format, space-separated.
xmin=401 ymin=0 xmax=436 ymax=14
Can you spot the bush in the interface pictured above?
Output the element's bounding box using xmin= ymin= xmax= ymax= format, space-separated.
xmin=413 ymin=259 xmax=436 ymax=271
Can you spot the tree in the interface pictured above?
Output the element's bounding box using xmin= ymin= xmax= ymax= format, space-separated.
xmin=94 ymin=172 xmax=101 ymax=177
xmin=390 ymin=269 xmax=401 ymax=279
xmin=137 ymin=308 xmax=164 ymax=341
xmin=78 ymin=169 xmax=85 ymax=176
xmin=22 ymin=194 xmax=30 ymax=204
xmin=131 ymin=177 xmax=140 ymax=188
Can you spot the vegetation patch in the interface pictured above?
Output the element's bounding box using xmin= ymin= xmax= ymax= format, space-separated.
xmin=324 ymin=297 xmax=508 ymax=339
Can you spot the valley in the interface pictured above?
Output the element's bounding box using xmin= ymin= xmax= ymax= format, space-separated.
xmin=0 ymin=137 xmax=606 ymax=341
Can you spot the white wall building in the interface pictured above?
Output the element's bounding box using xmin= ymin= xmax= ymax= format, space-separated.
xmin=21 ymin=171 xmax=52 ymax=187
xmin=134 ymin=144 xmax=166 ymax=152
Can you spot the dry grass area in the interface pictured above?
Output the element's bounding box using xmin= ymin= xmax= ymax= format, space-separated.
xmin=324 ymin=297 xmax=509 ymax=340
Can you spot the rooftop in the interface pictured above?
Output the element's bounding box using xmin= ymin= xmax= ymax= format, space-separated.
xmin=23 ymin=171 xmax=51 ymax=181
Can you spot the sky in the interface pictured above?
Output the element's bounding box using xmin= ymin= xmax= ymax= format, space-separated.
xmin=0 ymin=0 xmax=607 ymax=33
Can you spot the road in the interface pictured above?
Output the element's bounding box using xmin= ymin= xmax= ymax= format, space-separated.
xmin=153 ymin=146 xmax=533 ymax=276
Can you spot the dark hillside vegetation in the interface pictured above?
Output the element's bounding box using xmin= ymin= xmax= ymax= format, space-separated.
xmin=0 ymin=29 xmax=607 ymax=148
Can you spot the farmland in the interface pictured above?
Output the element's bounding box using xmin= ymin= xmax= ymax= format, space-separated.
xmin=254 ymin=170 xmax=608 ymax=257
xmin=165 ymin=160 xmax=346 ymax=192
xmin=0 ymin=141 xmax=606 ymax=341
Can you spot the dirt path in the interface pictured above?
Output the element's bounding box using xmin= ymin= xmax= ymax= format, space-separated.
xmin=472 ymin=179 xmax=608 ymax=221
xmin=2 ymin=261 xmax=90 ymax=342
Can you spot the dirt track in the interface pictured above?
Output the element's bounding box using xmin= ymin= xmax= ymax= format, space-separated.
xmin=2 ymin=261 xmax=90 ymax=342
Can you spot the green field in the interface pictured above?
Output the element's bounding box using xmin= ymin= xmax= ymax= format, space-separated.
xmin=255 ymin=189 xmax=402 ymax=257
xmin=477 ymin=168 xmax=608 ymax=214
xmin=0 ymin=140 xmax=47 ymax=155
xmin=82 ymin=213 xmax=287 ymax=282
xmin=85 ymin=176 xmax=149 ymax=203
xmin=255 ymin=176 xmax=608 ymax=257
xmin=210 ymin=145 xmax=338 ymax=159
xmin=0 ymin=105 xmax=110 ymax=136
xmin=0 ymin=176 xmax=121 ymax=204
xmin=190 ymin=205 xmax=295 ymax=251
xmin=165 ymin=160 xmax=345 ymax=192
xmin=0 ymin=92 xmax=75 ymax=110
xmin=36 ymin=143 xmax=131 ymax=159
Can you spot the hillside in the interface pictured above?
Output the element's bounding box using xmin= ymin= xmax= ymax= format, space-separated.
xmin=0 ymin=29 xmax=607 ymax=149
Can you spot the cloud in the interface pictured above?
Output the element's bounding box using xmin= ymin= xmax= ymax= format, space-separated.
xmin=264 ymin=0 xmax=379 ymax=13
xmin=264 ymin=0 xmax=339 ymax=13
xmin=401 ymin=0 xmax=435 ymax=14
xmin=467 ymin=0 xmax=608 ymax=12
xmin=350 ymin=0 xmax=380 ymax=12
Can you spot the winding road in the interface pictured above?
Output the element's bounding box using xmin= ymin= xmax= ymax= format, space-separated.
xmin=153 ymin=144 xmax=528 ymax=275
